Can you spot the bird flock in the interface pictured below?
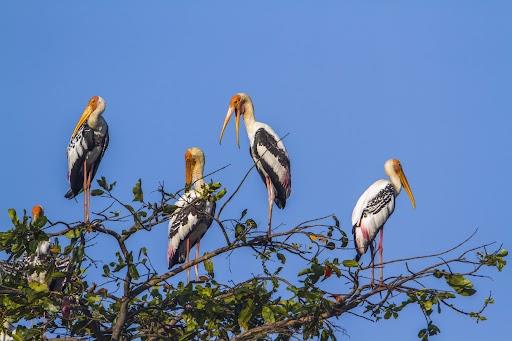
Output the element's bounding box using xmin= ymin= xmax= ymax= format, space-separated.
xmin=61 ymin=92 xmax=416 ymax=285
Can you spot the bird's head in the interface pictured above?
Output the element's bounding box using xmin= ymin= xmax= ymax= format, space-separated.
xmin=385 ymin=159 xmax=416 ymax=208
xmin=185 ymin=147 xmax=205 ymax=191
xmin=219 ymin=93 xmax=252 ymax=148
xmin=32 ymin=204 xmax=44 ymax=222
xmin=71 ymin=96 xmax=106 ymax=138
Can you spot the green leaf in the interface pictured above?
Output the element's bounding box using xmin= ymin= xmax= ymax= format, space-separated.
xmin=209 ymin=182 xmax=221 ymax=190
xmin=64 ymin=228 xmax=81 ymax=239
xmin=342 ymin=259 xmax=359 ymax=268
xmin=28 ymin=281 xmax=48 ymax=293
xmin=7 ymin=208 xmax=17 ymax=224
xmin=91 ymin=189 xmax=104 ymax=196
xmin=326 ymin=242 xmax=336 ymax=250
xmin=132 ymin=179 xmax=144 ymax=202
xmin=446 ymin=274 xmax=476 ymax=296
xmin=129 ymin=264 xmax=140 ymax=280
xmin=204 ymin=258 xmax=214 ymax=276
xmin=262 ymin=306 xmax=275 ymax=324
xmin=238 ymin=299 xmax=254 ymax=331
xmin=277 ymin=253 xmax=286 ymax=264
xmin=87 ymin=295 xmax=101 ymax=304
xmin=97 ymin=176 xmax=108 ymax=190
xmin=332 ymin=215 xmax=340 ymax=227
xmin=497 ymin=249 xmax=508 ymax=257
xmin=340 ymin=231 xmax=349 ymax=248
xmin=215 ymin=188 xmax=227 ymax=201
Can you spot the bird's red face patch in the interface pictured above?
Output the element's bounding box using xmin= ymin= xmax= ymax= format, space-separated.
xmin=32 ymin=205 xmax=44 ymax=221
xmin=88 ymin=96 xmax=99 ymax=112
xmin=229 ymin=94 xmax=241 ymax=108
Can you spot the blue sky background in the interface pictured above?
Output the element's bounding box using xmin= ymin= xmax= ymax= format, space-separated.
xmin=1 ymin=1 xmax=511 ymax=340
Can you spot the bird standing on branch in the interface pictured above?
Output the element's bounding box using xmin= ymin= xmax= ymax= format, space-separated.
xmin=65 ymin=96 xmax=109 ymax=223
xmin=219 ymin=93 xmax=291 ymax=238
xmin=168 ymin=147 xmax=215 ymax=283
xmin=352 ymin=159 xmax=416 ymax=285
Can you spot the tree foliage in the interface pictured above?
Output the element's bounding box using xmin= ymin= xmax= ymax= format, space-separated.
xmin=0 ymin=173 xmax=507 ymax=340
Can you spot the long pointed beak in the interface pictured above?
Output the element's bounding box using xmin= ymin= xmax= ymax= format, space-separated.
xmin=398 ymin=168 xmax=416 ymax=208
xmin=185 ymin=158 xmax=192 ymax=192
xmin=235 ymin=109 xmax=240 ymax=149
xmin=219 ymin=107 xmax=241 ymax=148
xmin=219 ymin=107 xmax=234 ymax=145
xmin=71 ymin=104 xmax=93 ymax=138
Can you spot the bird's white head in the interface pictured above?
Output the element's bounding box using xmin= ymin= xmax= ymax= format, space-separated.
xmin=384 ymin=159 xmax=416 ymax=208
xmin=71 ymin=96 xmax=106 ymax=138
xmin=219 ymin=93 xmax=254 ymax=148
xmin=185 ymin=147 xmax=205 ymax=191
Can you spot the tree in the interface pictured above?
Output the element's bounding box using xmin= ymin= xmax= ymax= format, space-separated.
xmin=0 ymin=171 xmax=507 ymax=341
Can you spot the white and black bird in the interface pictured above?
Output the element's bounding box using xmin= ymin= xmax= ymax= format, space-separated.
xmin=168 ymin=148 xmax=215 ymax=283
xmin=0 ymin=205 xmax=71 ymax=292
xmin=352 ymin=159 xmax=416 ymax=285
xmin=219 ymin=93 xmax=291 ymax=238
xmin=65 ymin=96 xmax=109 ymax=223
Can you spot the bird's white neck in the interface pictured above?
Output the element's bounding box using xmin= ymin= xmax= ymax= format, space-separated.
xmin=88 ymin=111 xmax=105 ymax=130
xmin=389 ymin=174 xmax=401 ymax=194
xmin=242 ymin=101 xmax=257 ymax=136
xmin=87 ymin=100 xmax=106 ymax=130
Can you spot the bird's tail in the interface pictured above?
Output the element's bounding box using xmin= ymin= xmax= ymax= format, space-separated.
xmin=355 ymin=253 xmax=362 ymax=262
xmin=64 ymin=189 xmax=76 ymax=199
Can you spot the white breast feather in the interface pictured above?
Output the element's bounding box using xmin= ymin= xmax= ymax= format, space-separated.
xmin=352 ymin=179 xmax=396 ymax=255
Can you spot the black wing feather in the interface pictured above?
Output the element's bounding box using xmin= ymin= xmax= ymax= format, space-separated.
xmin=66 ymin=123 xmax=109 ymax=198
xmin=251 ymin=128 xmax=291 ymax=208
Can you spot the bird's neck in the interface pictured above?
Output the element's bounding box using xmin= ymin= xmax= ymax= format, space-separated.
xmin=87 ymin=111 xmax=104 ymax=130
xmin=191 ymin=166 xmax=205 ymax=191
xmin=242 ymin=102 xmax=257 ymax=135
xmin=389 ymin=175 xmax=401 ymax=194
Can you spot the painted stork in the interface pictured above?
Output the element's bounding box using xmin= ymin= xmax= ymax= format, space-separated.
xmin=168 ymin=147 xmax=215 ymax=283
xmin=0 ymin=205 xmax=71 ymax=291
xmin=352 ymin=159 xmax=416 ymax=285
xmin=219 ymin=93 xmax=291 ymax=238
xmin=65 ymin=96 xmax=109 ymax=223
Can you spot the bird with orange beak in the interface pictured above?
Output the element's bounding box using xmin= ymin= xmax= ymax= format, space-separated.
xmin=65 ymin=96 xmax=109 ymax=223
xmin=219 ymin=93 xmax=291 ymax=238
xmin=352 ymin=159 xmax=416 ymax=286
xmin=168 ymin=147 xmax=216 ymax=283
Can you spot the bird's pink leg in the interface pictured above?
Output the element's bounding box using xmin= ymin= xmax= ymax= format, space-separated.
xmin=265 ymin=176 xmax=274 ymax=239
xmin=369 ymin=242 xmax=375 ymax=287
xmin=86 ymin=163 xmax=94 ymax=223
xmin=379 ymin=228 xmax=384 ymax=284
xmin=186 ymin=238 xmax=190 ymax=284
xmin=195 ymin=240 xmax=200 ymax=281
xmin=83 ymin=161 xmax=88 ymax=224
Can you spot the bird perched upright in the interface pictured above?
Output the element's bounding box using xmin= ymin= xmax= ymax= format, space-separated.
xmin=219 ymin=93 xmax=291 ymax=238
xmin=168 ymin=147 xmax=215 ymax=283
xmin=65 ymin=96 xmax=109 ymax=223
xmin=352 ymin=159 xmax=416 ymax=285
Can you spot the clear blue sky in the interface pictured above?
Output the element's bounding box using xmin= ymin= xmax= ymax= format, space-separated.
xmin=0 ymin=1 xmax=510 ymax=340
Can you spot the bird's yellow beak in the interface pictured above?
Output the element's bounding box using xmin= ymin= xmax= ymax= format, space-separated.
xmin=219 ymin=106 xmax=241 ymax=148
xmin=71 ymin=102 xmax=94 ymax=138
xmin=185 ymin=151 xmax=193 ymax=192
xmin=397 ymin=166 xmax=416 ymax=208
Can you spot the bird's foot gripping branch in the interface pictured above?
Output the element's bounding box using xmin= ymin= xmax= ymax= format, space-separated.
xmin=0 ymin=177 xmax=507 ymax=340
